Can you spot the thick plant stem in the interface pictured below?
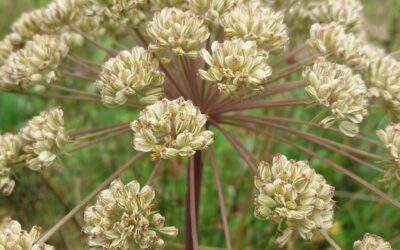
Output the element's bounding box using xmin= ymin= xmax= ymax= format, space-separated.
xmin=185 ymin=152 xmax=203 ymax=250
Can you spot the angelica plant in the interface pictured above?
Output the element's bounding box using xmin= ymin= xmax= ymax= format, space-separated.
xmin=0 ymin=0 xmax=399 ymax=249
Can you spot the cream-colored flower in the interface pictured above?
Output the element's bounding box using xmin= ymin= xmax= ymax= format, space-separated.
xmin=188 ymin=0 xmax=236 ymax=24
xmin=95 ymin=47 xmax=165 ymax=106
xmin=353 ymin=233 xmax=392 ymax=250
xmin=0 ymin=217 xmax=54 ymax=250
xmin=147 ymin=8 xmax=210 ymax=58
xmin=84 ymin=0 xmax=147 ymax=33
xmin=221 ymin=1 xmax=289 ymax=53
xmin=199 ymin=39 xmax=271 ymax=94
xmin=308 ymin=23 xmax=366 ymax=70
xmin=254 ymin=154 xmax=335 ymax=247
xmin=377 ymin=123 xmax=400 ymax=186
xmin=0 ymin=34 xmax=69 ymax=90
xmin=0 ymin=133 xmax=22 ymax=196
xmin=19 ymin=107 xmax=69 ymax=171
xmin=83 ymin=179 xmax=178 ymax=249
xmin=303 ymin=59 xmax=369 ymax=137
xmin=309 ymin=0 xmax=363 ymax=33
xmin=131 ymin=98 xmax=215 ymax=160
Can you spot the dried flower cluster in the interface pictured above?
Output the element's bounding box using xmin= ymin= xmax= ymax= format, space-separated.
xmin=147 ymin=8 xmax=210 ymax=58
xmin=0 ymin=217 xmax=54 ymax=250
xmin=353 ymin=233 xmax=392 ymax=250
xmin=303 ymin=58 xmax=369 ymax=136
xmin=19 ymin=107 xmax=69 ymax=171
xmin=199 ymin=39 xmax=271 ymax=94
xmin=0 ymin=134 xmax=22 ymax=195
xmin=83 ymin=179 xmax=178 ymax=249
xmin=254 ymin=154 xmax=335 ymax=247
xmin=0 ymin=35 xmax=69 ymax=90
xmin=131 ymin=98 xmax=214 ymax=159
xmin=95 ymin=47 xmax=165 ymax=106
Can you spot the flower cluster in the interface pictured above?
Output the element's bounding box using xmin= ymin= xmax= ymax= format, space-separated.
xmin=377 ymin=123 xmax=400 ymax=186
xmin=303 ymin=58 xmax=369 ymax=137
xmin=188 ymin=0 xmax=236 ymax=24
xmin=131 ymin=98 xmax=215 ymax=160
xmin=0 ymin=35 xmax=69 ymax=90
xmin=84 ymin=0 xmax=147 ymax=33
xmin=254 ymin=154 xmax=335 ymax=247
xmin=0 ymin=134 xmax=22 ymax=195
xmin=95 ymin=47 xmax=165 ymax=106
xmin=83 ymin=179 xmax=178 ymax=249
xmin=308 ymin=0 xmax=363 ymax=33
xmin=308 ymin=23 xmax=366 ymax=70
xmin=199 ymin=39 xmax=271 ymax=94
xmin=19 ymin=107 xmax=69 ymax=171
xmin=147 ymin=8 xmax=210 ymax=58
xmin=221 ymin=1 xmax=289 ymax=53
xmin=0 ymin=217 xmax=54 ymax=250
xmin=353 ymin=233 xmax=392 ymax=250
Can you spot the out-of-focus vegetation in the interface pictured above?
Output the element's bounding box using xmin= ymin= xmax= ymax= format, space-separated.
xmin=0 ymin=1 xmax=399 ymax=249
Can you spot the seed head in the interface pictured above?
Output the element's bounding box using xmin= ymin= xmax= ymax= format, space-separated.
xmin=147 ymin=8 xmax=210 ymax=58
xmin=0 ymin=133 xmax=22 ymax=195
xmin=83 ymin=179 xmax=178 ymax=249
xmin=353 ymin=233 xmax=392 ymax=250
xmin=199 ymin=39 xmax=271 ymax=94
xmin=131 ymin=97 xmax=215 ymax=160
xmin=308 ymin=23 xmax=366 ymax=70
xmin=377 ymin=123 xmax=400 ymax=186
xmin=221 ymin=1 xmax=289 ymax=53
xmin=95 ymin=47 xmax=165 ymax=106
xmin=19 ymin=107 xmax=69 ymax=171
xmin=309 ymin=0 xmax=363 ymax=33
xmin=0 ymin=35 xmax=69 ymax=90
xmin=0 ymin=217 xmax=54 ymax=250
xmin=303 ymin=58 xmax=369 ymax=137
xmin=254 ymin=154 xmax=335 ymax=247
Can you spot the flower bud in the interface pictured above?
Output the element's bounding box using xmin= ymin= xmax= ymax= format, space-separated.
xmin=353 ymin=233 xmax=392 ymax=250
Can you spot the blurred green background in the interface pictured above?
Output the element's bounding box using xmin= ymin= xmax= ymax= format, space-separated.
xmin=0 ymin=0 xmax=400 ymax=249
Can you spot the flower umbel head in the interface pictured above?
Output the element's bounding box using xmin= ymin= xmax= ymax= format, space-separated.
xmin=0 ymin=133 xmax=22 ymax=195
xmin=0 ymin=217 xmax=54 ymax=250
xmin=221 ymin=1 xmax=289 ymax=53
xmin=188 ymin=0 xmax=236 ymax=24
xmin=199 ymin=39 xmax=271 ymax=95
xmin=303 ymin=58 xmax=369 ymax=137
xmin=147 ymin=8 xmax=210 ymax=58
xmin=131 ymin=97 xmax=215 ymax=160
xmin=95 ymin=47 xmax=165 ymax=106
xmin=254 ymin=154 xmax=335 ymax=247
xmin=353 ymin=233 xmax=392 ymax=250
xmin=377 ymin=123 xmax=400 ymax=187
xmin=19 ymin=107 xmax=69 ymax=171
xmin=83 ymin=179 xmax=178 ymax=249
xmin=0 ymin=34 xmax=69 ymax=90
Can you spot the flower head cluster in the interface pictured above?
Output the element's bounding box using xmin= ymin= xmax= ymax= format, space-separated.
xmin=363 ymin=56 xmax=400 ymax=113
xmin=308 ymin=23 xmax=366 ymax=70
xmin=303 ymin=59 xmax=369 ymax=137
xmin=188 ymin=0 xmax=236 ymax=23
xmin=0 ymin=35 xmax=69 ymax=90
xmin=95 ymin=47 xmax=165 ymax=106
xmin=377 ymin=123 xmax=400 ymax=186
xmin=131 ymin=98 xmax=215 ymax=160
xmin=221 ymin=1 xmax=289 ymax=53
xmin=199 ymin=39 xmax=271 ymax=94
xmin=147 ymin=8 xmax=210 ymax=58
xmin=0 ymin=134 xmax=22 ymax=196
xmin=0 ymin=34 xmax=21 ymax=66
xmin=254 ymin=154 xmax=335 ymax=247
xmin=0 ymin=217 xmax=54 ymax=250
xmin=308 ymin=0 xmax=363 ymax=33
xmin=151 ymin=0 xmax=186 ymax=10
xmin=84 ymin=0 xmax=147 ymax=33
xmin=353 ymin=233 xmax=392 ymax=250
xmin=19 ymin=107 xmax=69 ymax=171
xmin=83 ymin=179 xmax=178 ymax=249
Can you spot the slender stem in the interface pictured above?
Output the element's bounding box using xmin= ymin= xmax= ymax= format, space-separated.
xmin=146 ymin=160 xmax=162 ymax=186
xmin=66 ymin=55 xmax=100 ymax=74
xmin=319 ymin=230 xmax=342 ymax=250
xmin=208 ymin=148 xmax=232 ymax=250
xmin=60 ymin=70 xmax=96 ymax=82
xmin=70 ymin=26 xmax=118 ymax=56
xmin=268 ymin=56 xmax=316 ymax=82
xmin=223 ymin=121 xmax=400 ymax=208
xmin=37 ymin=153 xmax=146 ymax=244
xmin=70 ymin=122 xmax=130 ymax=137
xmin=271 ymin=43 xmax=307 ymax=67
